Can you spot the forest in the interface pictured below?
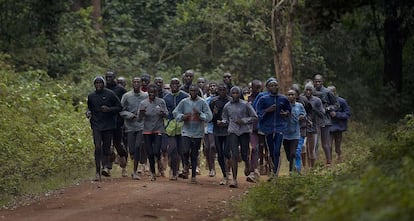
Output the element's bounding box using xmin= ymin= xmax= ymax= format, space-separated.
xmin=0 ymin=0 xmax=413 ymax=220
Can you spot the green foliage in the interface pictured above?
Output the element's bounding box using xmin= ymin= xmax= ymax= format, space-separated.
xmin=0 ymin=0 xmax=70 ymax=71
xmin=0 ymin=68 xmax=93 ymax=201
xmin=102 ymin=0 xmax=275 ymax=84
xmin=233 ymin=175 xmax=333 ymax=221
xmin=306 ymin=160 xmax=414 ymax=221
xmin=49 ymin=7 xmax=109 ymax=78
xmin=231 ymin=119 xmax=414 ymax=221
xmin=102 ymin=0 xmax=181 ymax=75
xmin=371 ymin=114 xmax=414 ymax=172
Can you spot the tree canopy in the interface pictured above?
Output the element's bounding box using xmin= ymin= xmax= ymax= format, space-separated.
xmin=0 ymin=0 xmax=413 ymax=120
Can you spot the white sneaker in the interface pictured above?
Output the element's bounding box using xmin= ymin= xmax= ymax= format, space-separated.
xmin=229 ymin=180 xmax=238 ymax=188
xmin=219 ymin=177 xmax=228 ymax=185
xmin=137 ymin=164 xmax=144 ymax=174
xmin=209 ymin=169 xmax=216 ymax=177
xmin=254 ymin=169 xmax=261 ymax=178
xmin=150 ymin=173 xmax=156 ymax=181
xmin=227 ymin=172 xmax=233 ymax=181
xmin=122 ymin=168 xmax=128 ymax=177
xmin=132 ymin=172 xmax=141 ymax=180
xmin=246 ymin=172 xmax=256 ymax=183
xmin=94 ymin=173 xmax=101 ymax=181
xmin=196 ymin=167 xmax=201 ymax=175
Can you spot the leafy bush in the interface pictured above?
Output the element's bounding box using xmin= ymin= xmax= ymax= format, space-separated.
xmin=232 ymin=174 xmax=333 ymax=221
xmin=231 ymin=119 xmax=414 ymax=221
xmin=306 ymin=159 xmax=414 ymax=221
xmin=0 ymin=68 xmax=93 ymax=202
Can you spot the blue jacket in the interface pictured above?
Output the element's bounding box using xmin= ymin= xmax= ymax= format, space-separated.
xmin=163 ymin=91 xmax=189 ymax=120
xmin=256 ymin=93 xmax=291 ymax=135
xmin=283 ymin=102 xmax=306 ymax=140
xmin=163 ymin=91 xmax=189 ymax=136
xmin=330 ymin=96 xmax=350 ymax=132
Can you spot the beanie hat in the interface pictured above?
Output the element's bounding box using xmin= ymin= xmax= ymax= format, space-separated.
xmin=230 ymin=86 xmax=242 ymax=94
xmin=93 ymin=76 xmax=106 ymax=86
xmin=265 ymin=77 xmax=278 ymax=86
xmin=304 ymin=82 xmax=314 ymax=91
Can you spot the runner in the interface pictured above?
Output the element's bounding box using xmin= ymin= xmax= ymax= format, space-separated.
xmin=138 ymin=84 xmax=168 ymax=181
xmin=120 ymin=77 xmax=148 ymax=180
xmin=163 ymin=78 xmax=189 ymax=180
xmin=86 ymin=76 xmax=122 ymax=181
xmin=222 ymin=86 xmax=257 ymax=188
xmin=209 ymin=83 xmax=232 ymax=185
xmin=173 ymin=84 xmax=212 ymax=184
xmin=256 ymin=79 xmax=291 ymax=180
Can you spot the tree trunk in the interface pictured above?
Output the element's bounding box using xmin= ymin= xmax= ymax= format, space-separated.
xmin=92 ymin=0 xmax=101 ymax=30
xmin=271 ymin=0 xmax=297 ymax=94
xmin=383 ymin=0 xmax=403 ymax=93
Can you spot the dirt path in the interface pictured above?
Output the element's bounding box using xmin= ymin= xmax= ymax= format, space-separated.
xmin=0 ymin=172 xmax=257 ymax=221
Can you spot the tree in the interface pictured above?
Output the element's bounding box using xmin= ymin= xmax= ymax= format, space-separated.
xmin=92 ymin=0 xmax=101 ymax=30
xmin=383 ymin=0 xmax=414 ymax=93
xmin=271 ymin=0 xmax=298 ymax=93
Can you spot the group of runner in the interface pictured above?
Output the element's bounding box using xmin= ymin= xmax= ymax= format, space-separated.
xmin=86 ymin=70 xmax=351 ymax=187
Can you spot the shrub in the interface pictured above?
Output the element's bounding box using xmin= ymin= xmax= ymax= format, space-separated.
xmin=231 ymin=119 xmax=414 ymax=221
xmin=0 ymin=68 xmax=93 ymax=202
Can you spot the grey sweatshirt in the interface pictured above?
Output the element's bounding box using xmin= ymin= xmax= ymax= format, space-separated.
xmin=120 ymin=90 xmax=148 ymax=132
xmin=222 ymin=99 xmax=258 ymax=136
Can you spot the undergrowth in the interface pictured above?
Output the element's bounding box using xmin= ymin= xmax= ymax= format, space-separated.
xmin=0 ymin=68 xmax=93 ymax=206
xmin=229 ymin=118 xmax=414 ymax=220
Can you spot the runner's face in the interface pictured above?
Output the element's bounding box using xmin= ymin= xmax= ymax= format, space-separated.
xmin=148 ymin=87 xmax=157 ymax=100
xmin=105 ymin=73 xmax=115 ymax=84
xmin=141 ymin=78 xmax=150 ymax=87
xmin=184 ymin=73 xmax=193 ymax=84
xmin=217 ymin=86 xmax=227 ymax=97
xmin=267 ymin=82 xmax=279 ymax=94
xmin=231 ymin=90 xmax=240 ymax=101
xmin=170 ymin=80 xmax=180 ymax=93
xmin=287 ymin=90 xmax=296 ymax=103
xmin=189 ymin=87 xmax=198 ymax=99
xmin=209 ymin=83 xmax=217 ymax=94
xmin=314 ymin=75 xmax=323 ymax=89
xmin=132 ymin=78 xmax=141 ymax=91
xmin=223 ymin=74 xmax=231 ymax=84
xmin=155 ymin=79 xmax=163 ymax=88
xmin=305 ymin=88 xmax=313 ymax=97
xmin=94 ymin=81 xmax=104 ymax=91
xmin=197 ymin=78 xmax=205 ymax=88
xmin=251 ymin=82 xmax=262 ymax=94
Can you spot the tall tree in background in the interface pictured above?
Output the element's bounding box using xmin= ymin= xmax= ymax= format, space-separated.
xmin=271 ymin=0 xmax=298 ymax=93
xmin=92 ymin=0 xmax=101 ymax=30
xmin=383 ymin=0 xmax=413 ymax=93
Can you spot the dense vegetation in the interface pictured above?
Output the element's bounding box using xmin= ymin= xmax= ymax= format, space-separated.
xmin=1 ymin=0 xmax=413 ymax=121
xmin=0 ymin=57 xmax=93 ymax=205
xmin=0 ymin=0 xmax=413 ymax=219
xmin=230 ymin=119 xmax=414 ymax=220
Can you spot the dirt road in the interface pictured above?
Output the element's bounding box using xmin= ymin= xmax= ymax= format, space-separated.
xmin=0 ymin=172 xmax=256 ymax=221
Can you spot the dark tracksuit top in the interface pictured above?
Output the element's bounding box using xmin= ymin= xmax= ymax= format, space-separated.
xmin=87 ymin=88 xmax=122 ymax=131
xmin=209 ymin=95 xmax=232 ymax=136
xmin=106 ymin=83 xmax=127 ymax=128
